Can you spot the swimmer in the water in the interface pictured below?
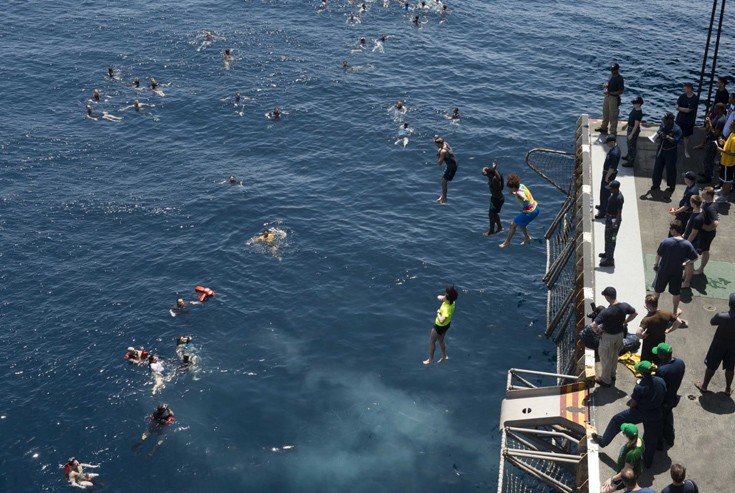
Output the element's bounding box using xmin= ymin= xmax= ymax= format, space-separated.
xmin=403 ymin=1 xmax=410 ymax=10
xmin=92 ymin=89 xmax=101 ymax=102
xmin=65 ymin=458 xmax=101 ymax=489
xmin=449 ymin=107 xmax=460 ymax=120
xmin=373 ymin=33 xmax=389 ymax=52
xmin=229 ymin=175 xmax=243 ymax=185
xmin=412 ymin=15 xmax=422 ymax=27
xmin=395 ymin=122 xmax=413 ymax=147
xmin=133 ymin=403 xmax=175 ymax=457
xmin=169 ymin=298 xmax=201 ymax=317
xmin=106 ymin=66 xmax=115 ymax=80
xmin=389 ymin=100 xmax=407 ymax=114
xmin=149 ymin=78 xmax=166 ymax=96
xmin=148 ymin=355 xmax=166 ymax=395
xmin=318 ymin=0 xmax=327 ymax=11
xmin=355 ymin=37 xmax=367 ymax=51
xmin=179 ymin=353 xmax=198 ymax=371
xmin=267 ymin=106 xmax=282 ymax=120
xmin=120 ymin=99 xmax=152 ymax=112
xmin=342 ymin=60 xmax=352 ymax=71
xmin=131 ymin=78 xmax=141 ymax=89
xmin=197 ymin=31 xmax=216 ymax=51
xmin=253 ymin=229 xmax=276 ymax=244
xmin=176 ymin=335 xmax=193 ymax=350
xmin=85 ymin=105 xmax=122 ymax=122
xmin=440 ymin=3 xmax=448 ymax=21
xmin=124 ymin=346 xmax=149 ymax=364
xmin=223 ymin=48 xmax=233 ymax=69
xmin=347 ymin=12 xmax=361 ymax=24
xmin=359 ymin=2 xmax=367 ymax=12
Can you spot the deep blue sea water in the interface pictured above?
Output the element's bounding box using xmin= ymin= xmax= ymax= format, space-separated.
xmin=2 ymin=0 xmax=733 ymax=491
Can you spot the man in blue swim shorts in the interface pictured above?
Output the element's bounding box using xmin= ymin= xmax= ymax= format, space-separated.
xmin=499 ymin=173 xmax=539 ymax=248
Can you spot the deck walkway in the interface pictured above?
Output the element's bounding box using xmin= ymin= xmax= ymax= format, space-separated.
xmin=587 ymin=121 xmax=735 ymax=491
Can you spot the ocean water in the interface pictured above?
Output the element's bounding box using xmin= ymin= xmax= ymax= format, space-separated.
xmin=1 ymin=0 xmax=732 ymax=491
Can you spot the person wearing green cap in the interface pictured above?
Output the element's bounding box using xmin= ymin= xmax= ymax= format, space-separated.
xmin=600 ymin=423 xmax=644 ymax=493
xmin=653 ymin=342 xmax=685 ymax=450
xmin=593 ymin=360 xmax=665 ymax=469
xmin=695 ymin=292 xmax=735 ymax=395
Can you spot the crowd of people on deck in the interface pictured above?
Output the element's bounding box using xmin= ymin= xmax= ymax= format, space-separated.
xmin=585 ymin=62 xmax=734 ymax=492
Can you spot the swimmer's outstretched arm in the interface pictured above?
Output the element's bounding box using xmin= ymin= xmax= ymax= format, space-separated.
xmin=80 ymin=463 xmax=100 ymax=468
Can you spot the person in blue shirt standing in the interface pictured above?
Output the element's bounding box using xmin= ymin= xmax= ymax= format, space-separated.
xmin=652 ymin=343 xmax=685 ymax=450
xmin=668 ymin=171 xmax=699 ymax=226
xmin=652 ymin=220 xmax=698 ymax=317
xmin=675 ymin=83 xmax=699 ymax=159
xmin=596 ymin=136 xmax=621 ymax=219
xmin=621 ymin=96 xmax=644 ymax=168
xmin=592 ymin=360 xmax=666 ymax=469
xmin=599 ymin=180 xmax=623 ymax=267
xmin=648 ymin=112 xmax=683 ymax=195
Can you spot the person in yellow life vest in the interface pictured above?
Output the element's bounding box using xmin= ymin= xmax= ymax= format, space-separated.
xmin=714 ymin=119 xmax=735 ymax=202
xmin=499 ymin=173 xmax=540 ymax=249
xmin=423 ymin=285 xmax=458 ymax=365
xmin=254 ymin=229 xmax=276 ymax=244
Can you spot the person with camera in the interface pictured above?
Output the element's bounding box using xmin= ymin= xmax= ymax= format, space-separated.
xmin=648 ymin=112 xmax=683 ymax=195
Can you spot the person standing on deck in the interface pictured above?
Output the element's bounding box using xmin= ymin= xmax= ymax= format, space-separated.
xmin=599 ymin=180 xmax=623 ymax=267
xmin=675 ymin=83 xmax=699 ymax=159
xmin=697 ymin=102 xmax=726 ymax=184
xmin=652 ymin=220 xmax=698 ymax=319
xmin=713 ymin=119 xmax=735 ymax=202
xmin=695 ymin=293 xmax=735 ymax=396
xmin=590 ymin=286 xmax=638 ymax=387
xmin=621 ymin=96 xmax=644 ymax=168
xmin=593 ymin=361 xmax=665 ymax=470
xmin=668 ymin=171 xmax=699 ymax=226
xmin=482 ymin=161 xmax=504 ymax=236
xmin=653 ymin=343 xmax=685 ymax=450
xmin=635 ymin=295 xmax=681 ymax=364
xmin=595 ymin=62 xmax=625 ymax=135
xmin=648 ymin=112 xmax=682 ymax=195
xmin=682 ymin=195 xmax=704 ymax=289
xmin=692 ymin=187 xmax=718 ymax=276
xmin=596 ymin=136 xmax=621 ymax=218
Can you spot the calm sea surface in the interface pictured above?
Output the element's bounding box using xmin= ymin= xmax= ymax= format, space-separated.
xmin=1 ymin=0 xmax=732 ymax=491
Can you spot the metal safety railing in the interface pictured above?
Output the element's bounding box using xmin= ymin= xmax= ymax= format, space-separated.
xmin=524 ymin=146 xmax=580 ymax=376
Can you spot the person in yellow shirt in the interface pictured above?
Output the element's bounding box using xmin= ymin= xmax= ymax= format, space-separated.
xmin=423 ymin=286 xmax=458 ymax=365
xmin=714 ymin=119 xmax=735 ymax=202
